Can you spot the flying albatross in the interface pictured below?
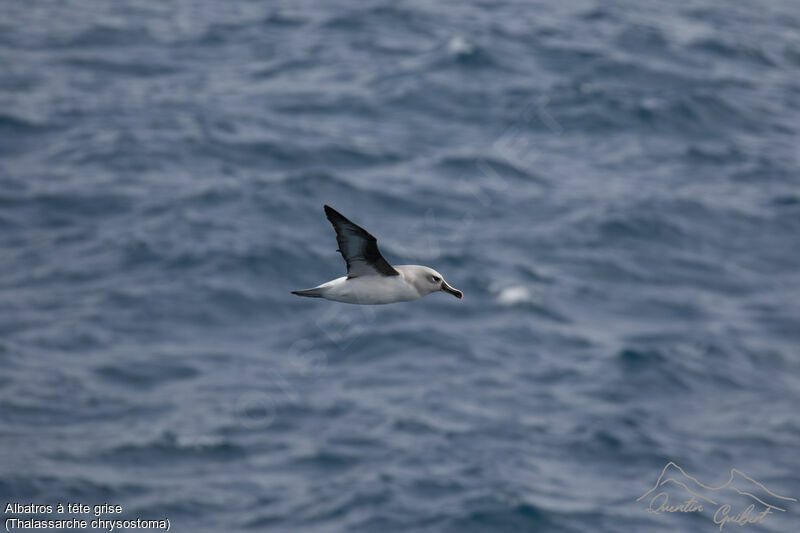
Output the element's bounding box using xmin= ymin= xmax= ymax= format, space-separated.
xmin=292 ymin=205 xmax=463 ymax=304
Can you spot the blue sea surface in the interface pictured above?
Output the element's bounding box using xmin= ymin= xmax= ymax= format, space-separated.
xmin=1 ymin=1 xmax=799 ymax=531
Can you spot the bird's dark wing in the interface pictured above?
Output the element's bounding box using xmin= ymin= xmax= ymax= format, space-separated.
xmin=324 ymin=205 xmax=399 ymax=278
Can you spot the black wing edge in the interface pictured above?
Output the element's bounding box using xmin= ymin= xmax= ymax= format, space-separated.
xmin=323 ymin=205 xmax=399 ymax=277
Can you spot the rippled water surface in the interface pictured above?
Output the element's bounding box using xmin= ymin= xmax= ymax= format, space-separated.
xmin=2 ymin=1 xmax=800 ymax=531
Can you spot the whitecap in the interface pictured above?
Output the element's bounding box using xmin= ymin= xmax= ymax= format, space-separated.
xmin=447 ymin=35 xmax=475 ymax=56
xmin=496 ymin=285 xmax=535 ymax=306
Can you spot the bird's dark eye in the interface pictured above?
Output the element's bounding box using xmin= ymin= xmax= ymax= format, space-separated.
xmin=432 ymin=276 xmax=441 ymax=282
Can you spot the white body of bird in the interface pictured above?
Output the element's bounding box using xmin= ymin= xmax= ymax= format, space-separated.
xmin=296 ymin=265 xmax=455 ymax=305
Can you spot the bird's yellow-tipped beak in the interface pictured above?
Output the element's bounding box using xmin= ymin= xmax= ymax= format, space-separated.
xmin=440 ymin=280 xmax=463 ymax=299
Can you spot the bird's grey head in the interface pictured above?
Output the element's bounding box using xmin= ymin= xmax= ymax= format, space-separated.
xmin=400 ymin=265 xmax=463 ymax=299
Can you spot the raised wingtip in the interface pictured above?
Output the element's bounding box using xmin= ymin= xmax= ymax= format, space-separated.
xmin=324 ymin=205 xmax=347 ymax=225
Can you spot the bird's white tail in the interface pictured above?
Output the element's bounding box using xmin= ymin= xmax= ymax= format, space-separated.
xmin=291 ymin=288 xmax=324 ymax=298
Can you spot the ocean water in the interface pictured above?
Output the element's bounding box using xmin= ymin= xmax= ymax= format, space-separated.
xmin=2 ymin=1 xmax=800 ymax=532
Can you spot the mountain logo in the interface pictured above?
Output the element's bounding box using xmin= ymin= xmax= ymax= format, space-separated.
xmin=636 ymin=462 xmax=796 ymax=530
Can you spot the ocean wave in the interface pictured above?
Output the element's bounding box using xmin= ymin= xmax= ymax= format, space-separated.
xmin=97 ymin=432 xmax=246 ymax=466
